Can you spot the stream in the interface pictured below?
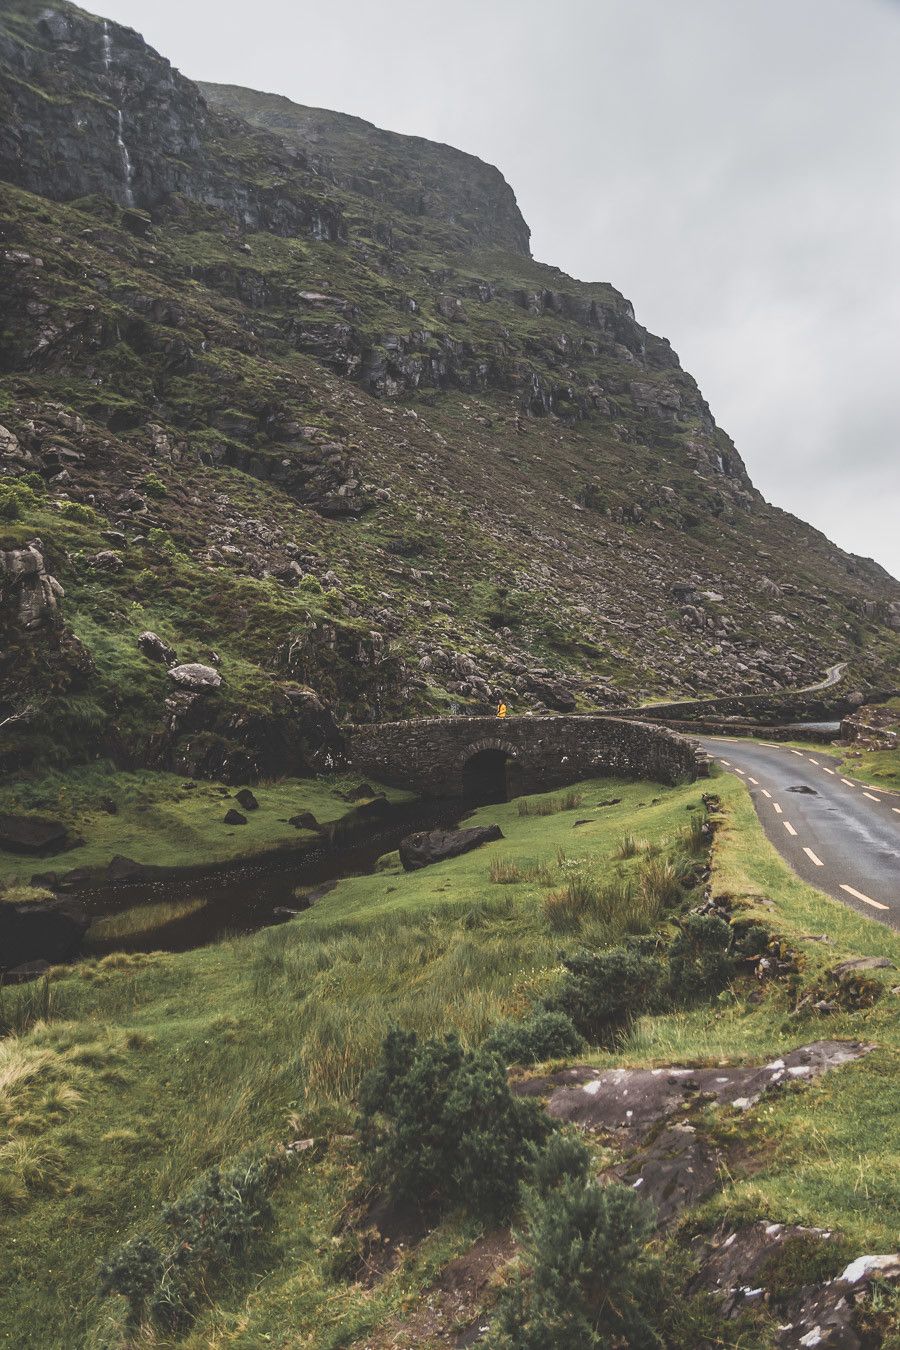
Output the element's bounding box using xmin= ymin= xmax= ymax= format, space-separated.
xmin=78 ymin=796 xmax=467 ymax=955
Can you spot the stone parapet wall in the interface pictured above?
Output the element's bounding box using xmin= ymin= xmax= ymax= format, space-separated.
xmin=346 ymin=715 xmax=706 ymax=797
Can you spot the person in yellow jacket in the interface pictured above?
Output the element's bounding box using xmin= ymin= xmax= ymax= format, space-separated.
xmin=497 ymin=701 xmax=508 ymax=718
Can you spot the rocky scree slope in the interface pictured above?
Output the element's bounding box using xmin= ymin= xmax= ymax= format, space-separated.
xmin=0 ymin=0 xmax=897 ymax=782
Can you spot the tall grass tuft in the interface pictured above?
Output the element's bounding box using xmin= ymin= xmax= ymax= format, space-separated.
xmin=517 ymin=791 xmax=583 ymax=817
xmin=613 ymin=832 xmax=648 ymax=860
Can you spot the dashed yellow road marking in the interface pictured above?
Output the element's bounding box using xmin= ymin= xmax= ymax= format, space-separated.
xmin=803 ymin=846 xmax=823 ymax=866
xmin=863 ymin=791 xmax=881 ymax=802
xmin=840 ymin=884 xmax=889 ymax=911
xmin=783 ymin=821 xmax=797 ymax=836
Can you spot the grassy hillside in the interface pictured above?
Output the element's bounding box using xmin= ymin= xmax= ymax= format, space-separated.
xmin=1 ymin=770 xmax=897 ymax=1347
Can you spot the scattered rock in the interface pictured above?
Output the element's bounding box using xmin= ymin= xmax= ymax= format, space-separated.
xmin=167 ymin=663 xmax=223 ymax=691
xmin=610 ymin=1123 xmax=723 ymax=1225
xmin=138 ymin=630 xmax=177 ymax=664
xmin=106 ymin=855 xmax=151 ymax=882
xmin=223 ymin=809 xmax=247 ymax=825
xmin=830 ymin=957 xmax=895 ymax=978
xmin=234 ymin=788 xmax=259 ymax=811
xmin=0 ymin=812 xmax=69 ymax=855
xmin=399 ymin=824 xmax=503 ymax=871
xmin=520 ymin=1042 xmax=875 ymax=1139
xmin=288 ymin=811 xmax=320 ymax=831
xmin=0 ymin=898 xmax=88 ymax=968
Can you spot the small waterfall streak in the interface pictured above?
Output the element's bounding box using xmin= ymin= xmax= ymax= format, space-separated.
xmin=102 ymin=19 xmax=111 ymax=71
xmin=116 ymin=109 xmax=135 ymax=207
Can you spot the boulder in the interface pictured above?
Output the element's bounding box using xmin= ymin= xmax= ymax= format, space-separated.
xmin=0 ymin=812 xmax=69 ymax=855
xmin=0 ymin=899 xmax=88 ymax=968
xmin=398 ymin=824 xmax=504 ymax=871
xmin=234 ymin=788 xmax=259 ymax=811
xmin=167 ymin=663 xmax=222 ymax=691
xmin=138 ymin=630 xmax=177 ymax=664
xmin=344 ymin=782 xmax=379 ymax=801
xmin=288 ymin=811 xmax=320 ymax=831
xmin=223 ymin=808 xmax=247 ymax=825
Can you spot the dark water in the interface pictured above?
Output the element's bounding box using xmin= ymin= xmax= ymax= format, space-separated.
xmin=80 ymin=797 xmax=467 ymax=955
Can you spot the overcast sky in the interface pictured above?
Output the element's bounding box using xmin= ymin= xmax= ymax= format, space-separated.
xmin=97 ymin=0 xmax=900 ymax=579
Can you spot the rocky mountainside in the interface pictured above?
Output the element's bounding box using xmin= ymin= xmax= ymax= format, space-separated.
xmin=0 ymin=0 xmax=897 ymax=781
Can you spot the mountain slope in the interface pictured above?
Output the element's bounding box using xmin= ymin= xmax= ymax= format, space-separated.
xmin=0 ymin=0 xmax=897 ymax=781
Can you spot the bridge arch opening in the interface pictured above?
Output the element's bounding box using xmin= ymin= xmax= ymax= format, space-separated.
xmin=461 ymin=747 xmax=511 ymax=804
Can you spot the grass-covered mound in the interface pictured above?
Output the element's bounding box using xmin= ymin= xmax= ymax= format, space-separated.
xmin=0 ymin=772 xmax=897 ymax=1347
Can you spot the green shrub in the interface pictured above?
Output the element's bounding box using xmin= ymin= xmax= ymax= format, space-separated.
xmin=667 ymin=914 xmax=735 ymax=1004
xmin=99 ymin=1153 xmax=282 ymax=1331
xmin=546 ymin=946 xmax=663 ymax=1045
xmin=484 ymin=1010 xmax=584 ymax=1065
xmin=528 ymin=1128 xmax=592 ymax=1196
xmin=358 ymin=1029 xmax=550 ymax=1222
xmin=142 ymin=474 xmax=168 ymax=499
xmin=489 ymin=1179 xmax=661 ymax=1348
xmin=59 ymin=500 xmax=95 ymax=522
xmin=0 ymin=483 xmax=20 ymax=520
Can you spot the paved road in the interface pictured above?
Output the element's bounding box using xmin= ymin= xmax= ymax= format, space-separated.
xmin=699 ymin=737 xmax=900 ymax=930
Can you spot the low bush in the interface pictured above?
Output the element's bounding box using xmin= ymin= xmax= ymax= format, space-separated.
xmin=99 ymin=1153 xmax=282 ymax=1331
xmin=546 ymin=945 xmax=663 ymax=1045
xmin=667 ymin=914 xmax=735 ymax=1004
xmin=357 ymin=1029 xmax=550 ymax=1222
xmin=489 ymin=1173 xmax=661 ymax=1349
xmin=484 ymin=1010 xmax=584 ymax=1065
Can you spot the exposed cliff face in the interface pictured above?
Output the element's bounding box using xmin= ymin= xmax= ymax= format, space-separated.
xmin=0 ymin=0 xmax=344 ymax=239
xmin=0 ymin=0 xmax=897 ymax=776
xmin=199 ymin=82 xmax=532 ymax=257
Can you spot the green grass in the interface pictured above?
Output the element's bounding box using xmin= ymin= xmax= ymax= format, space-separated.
xmin=0 ymin=771 xmax=897 ymax=1346
xmin=0 ymin=765 xmax=410 ymax=886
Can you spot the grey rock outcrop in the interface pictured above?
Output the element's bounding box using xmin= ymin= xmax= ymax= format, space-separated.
xmin=0 ymin=540 xmax=63 ymax=630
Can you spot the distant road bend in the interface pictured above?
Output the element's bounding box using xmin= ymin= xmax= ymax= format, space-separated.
xmin=699 ymin=737 xmax=900 ymax=930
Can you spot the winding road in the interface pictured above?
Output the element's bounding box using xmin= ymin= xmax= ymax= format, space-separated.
xmin=699 ymin=737 xmax=900 ymax=930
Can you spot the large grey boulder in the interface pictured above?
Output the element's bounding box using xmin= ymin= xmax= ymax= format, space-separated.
xmin=398 ymin=824 xmax=503 ymax=871
xmin=167 ymin=663 xmax=222 ymax=691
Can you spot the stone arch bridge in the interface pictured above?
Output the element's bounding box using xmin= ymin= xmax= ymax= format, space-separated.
xmin=347 ymin=715 xmax=707 ymax=801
